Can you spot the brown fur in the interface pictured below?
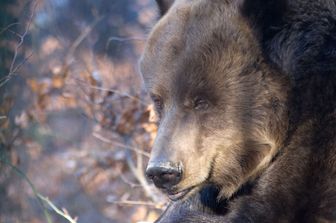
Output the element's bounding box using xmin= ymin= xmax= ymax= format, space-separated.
xmin=141 ymin=0 xmax=288 ymax=200
xmin=140 ymin=0 xmax=336 ymax=222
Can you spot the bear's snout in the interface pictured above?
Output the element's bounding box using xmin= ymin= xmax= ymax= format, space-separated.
xmin=146 ymin=162 xmax=182 ymax=190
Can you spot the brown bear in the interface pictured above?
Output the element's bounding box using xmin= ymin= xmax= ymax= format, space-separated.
xmin=139 ymin=0 xmax=336 ymax=222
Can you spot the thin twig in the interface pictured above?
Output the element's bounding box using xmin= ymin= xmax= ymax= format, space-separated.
xmin=0 ymin=1 xmax=38 ymax=87
xmin=93 ymin=133 xmax=165 ymax=206
xmin=0 ymin=159 xmax=53 ymax=223
xmin=61 ymin=16 xmax=103 ymax=77
xmin=107 ymin=36 xmax=146 ymax=42
xmin=0 ymin=158 xmax=79 ymax=223
xmin=9 ymin=2 xmax=36 ymax=74
xmin=0 ymin=116 xmax=7 ymax=120
xmin=124 ymin=140 xmax=165 ymax=205
xmin=120 ymin=174 xmax=142 ymax=188
xmin=38 ymin=195 xmax=78 ymax=223
xmin=11 ymin=52 xmax=33 ymax=75
xmin=5 ymin=29 xmax=22 ymax=38
xmin=92 ymin=132 xmax=150 ymax=158
xmin=0 ymin=53 xmax=33 ymax=87
xmin=71 ymin=79 xmax=148 ymax=105
xmin=0 ymin=22 xmax=20 ymax=35
xmin=105 ymin=36 xmax=146 ymax=50
xmin=109 ymin=200 xmax=162 ymax=208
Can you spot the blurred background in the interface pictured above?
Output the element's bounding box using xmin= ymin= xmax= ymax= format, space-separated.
xmin=0 ymin=0 xmax=167 ymax=222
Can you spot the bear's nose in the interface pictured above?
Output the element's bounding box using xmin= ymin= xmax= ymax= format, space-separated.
xmin=146 ymin=163 xmax=182 ymax=190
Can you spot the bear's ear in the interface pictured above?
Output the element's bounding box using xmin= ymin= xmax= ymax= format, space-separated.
xmin=156 ymin=0 xmax=174 ymax=16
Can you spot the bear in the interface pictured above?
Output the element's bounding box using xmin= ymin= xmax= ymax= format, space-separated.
xmin=139 ymin=0 xmax=336 ymax=222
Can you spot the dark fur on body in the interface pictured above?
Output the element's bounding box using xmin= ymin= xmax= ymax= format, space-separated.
xmin=141 ymin=0 xmax=336 ymax=222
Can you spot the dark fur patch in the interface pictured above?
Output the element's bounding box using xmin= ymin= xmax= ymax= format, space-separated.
xmin=156 ymin=0 xmax=174 ymax=16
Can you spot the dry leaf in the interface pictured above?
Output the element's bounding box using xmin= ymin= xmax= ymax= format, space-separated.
xmin=51 ymin=76 xmax=65 ymax=89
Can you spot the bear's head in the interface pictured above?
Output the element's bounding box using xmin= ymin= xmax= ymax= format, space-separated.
xmin=140 ymin=0 xmax=289 ymax=201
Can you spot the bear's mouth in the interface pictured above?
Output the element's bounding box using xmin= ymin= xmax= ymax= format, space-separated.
xmin=166 ymin=187 xmax=195 ymax=201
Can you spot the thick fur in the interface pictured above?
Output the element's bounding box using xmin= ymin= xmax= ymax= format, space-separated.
xmin=140 ymin=0 xmax=336 ymax=222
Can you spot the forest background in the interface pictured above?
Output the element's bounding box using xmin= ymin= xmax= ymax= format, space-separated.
xmin=0 ymin=0 xmax=166 ymax=222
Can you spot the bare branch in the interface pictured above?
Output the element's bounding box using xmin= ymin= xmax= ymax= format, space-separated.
xmin=5 ymin=28 xmax=22 ymax=38
xmin=108 ymin=200 xmax=163 ymax=209
xmin=105 ymin=36 xmax=146 ymax=50
xmin=60 ymin=16 xmax=103 ymax=77
xmin=0 ymin=1 xmax=38 ymax=87
xmin=92 ymin=132 xmax=150 ymax=158
xmin=11 ymin=52 xmax=33 ymax=74
xmin=107 ymin=36 xmax=146 ymax=42
xmin=0 ymin=52 xmax=33 ymax=87
xmin=38 ymin=194 xmax=78 ymax=223
xmin=92 ymin=132 xmax=166 ymax=206
xmin=121 ymin=174 xmax=142 ymax=188
xmin=124 ymin=143 xmax=166 ymax=205
xmin=71 ymin=79 xmax=148 ymax=105
xmin=9 ymin=2 xmax=36 ymax=73
xmin=0 ymin=22 xmax=20 ymax=35
xmin=0 ymin=158 xmax=53 ymax=223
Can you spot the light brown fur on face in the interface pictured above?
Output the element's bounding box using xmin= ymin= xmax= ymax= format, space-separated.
xmin=140 ymin=0 xmax=289 ymax=199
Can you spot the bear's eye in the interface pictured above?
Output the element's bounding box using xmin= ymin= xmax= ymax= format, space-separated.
xmin=193 ymin=97 xmax=209 ymax=111
xmin=151 ymin=94 xmax=164 ymax=111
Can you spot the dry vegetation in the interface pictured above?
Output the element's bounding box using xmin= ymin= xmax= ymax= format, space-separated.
xmin=0 ymin=1 xmax=166 ymax=222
